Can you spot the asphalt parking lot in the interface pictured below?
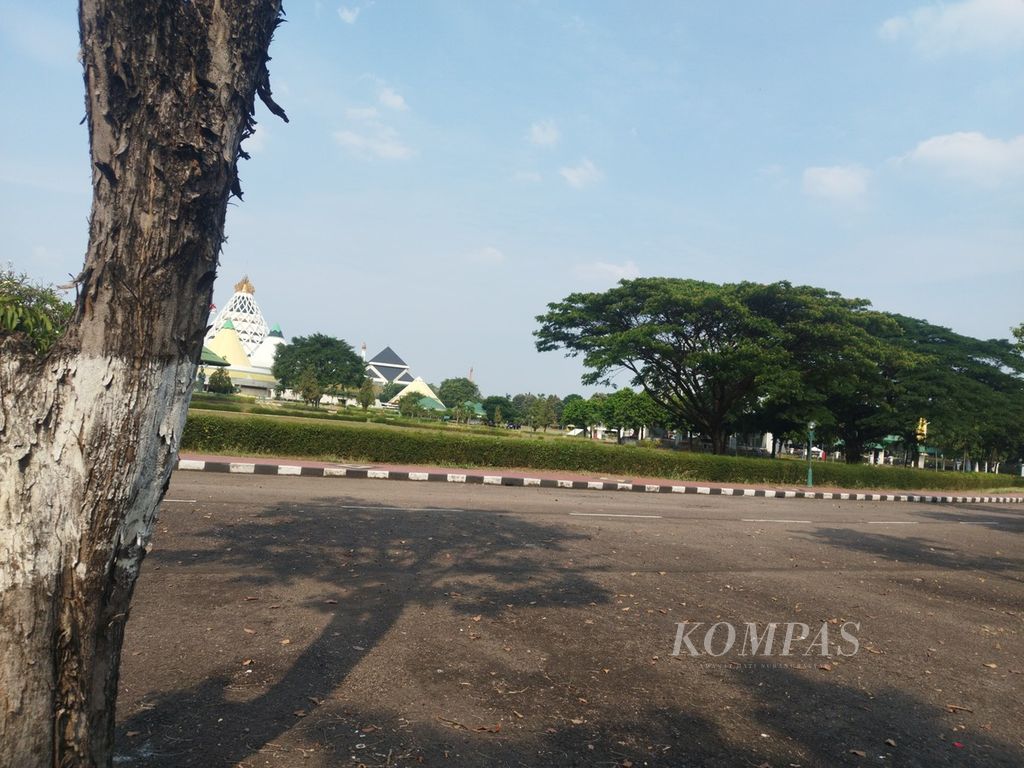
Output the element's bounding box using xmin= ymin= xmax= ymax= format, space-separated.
xmin=115 ymin=472 xmax=1024 ymax=767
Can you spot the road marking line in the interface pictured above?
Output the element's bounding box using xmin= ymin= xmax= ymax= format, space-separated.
xmin=867 ymin=521 xmax=918 ymax=525
xmin=164 ymin=499 xmax=197 ymax=503
xmin=569 ymin=512 xmax=663 ymax=519
xmin=741 ymin=519 xmax=812 ymax=523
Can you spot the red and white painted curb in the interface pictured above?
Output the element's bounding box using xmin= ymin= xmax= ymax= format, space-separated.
xmin=174 ymin=459 xmax=1024 ymax=505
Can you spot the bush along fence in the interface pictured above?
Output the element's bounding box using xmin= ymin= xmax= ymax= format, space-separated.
xmin=181 ymin=413 xmax=1024 ymax=492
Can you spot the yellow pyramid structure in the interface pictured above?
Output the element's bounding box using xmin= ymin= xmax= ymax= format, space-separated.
xmin=206 ymin=319 xmax=251 ymax=368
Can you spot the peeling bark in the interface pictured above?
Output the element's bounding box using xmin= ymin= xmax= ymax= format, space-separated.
xmin=0 ymin=2 xmax=285 ymax=765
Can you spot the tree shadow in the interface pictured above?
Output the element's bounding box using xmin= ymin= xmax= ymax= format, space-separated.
xmin=731 ymin=663 xmax=1024 ymax=767
xmin=115 ymin=497 xmax=611 ymax=766
xmin=803 ymin=527 xmax=1024 ymax=576
xmin=114 ymin=495 xmax=1024 ymax=766
xmin=914 ymin=504 xmax=1024 ymax=535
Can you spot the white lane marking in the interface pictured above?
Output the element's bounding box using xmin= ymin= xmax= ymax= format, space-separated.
xmin=164 ymin=499 xmax=197 ymax=503
xmin=277 ymin=465 xmax=302 ymax=476
xmin=569 ymin=512 xmax=663 ymax=519
xmin=867 ymin=521 xmax=918 ymax=525
xmin=741 ymin=519 xmax=813 ymax=523
xmin=336 ymin=505 xmax=466 ymax=513
xmin=958 ymin=521 xmax=1001 ymax=526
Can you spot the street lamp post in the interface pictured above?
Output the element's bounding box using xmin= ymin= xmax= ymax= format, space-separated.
xmin=807 ymin=421 xmax=817 ymax=488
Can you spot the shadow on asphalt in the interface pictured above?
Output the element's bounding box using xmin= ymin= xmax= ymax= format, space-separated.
xmin=116 ymin=497 xmax=1024 ymax=767
xmin=805 ymin=527 xmax=1024 ymax=575
xmin=916 ymin=504 xmax=1024 ymax=535
xmin=116 ymin=497 xmax=610 ymax=766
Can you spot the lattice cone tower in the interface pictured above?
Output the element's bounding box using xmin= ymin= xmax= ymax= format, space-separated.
xmin=205 ymin=276 xmax=269 ymax=356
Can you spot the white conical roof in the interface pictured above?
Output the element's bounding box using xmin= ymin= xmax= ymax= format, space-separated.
xmin=205 ymin=275 xmax=269 ymax=356
xmin=249 ymin=324 xmax=286 ymax=371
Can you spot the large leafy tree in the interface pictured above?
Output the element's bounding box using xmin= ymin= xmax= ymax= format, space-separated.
xmin=884 ymin=316 xmax=1024 ymax=465
xmin=0 ymin=2 xmax=286 ymax=763
xmin=437 ymin=377 xmax=482 ymax=408
xmin=537 ymin=278 xmax=905 ymax=458
xmin=272 ymin=333 xmax=365 ymax=394
xmin=752 ymin=285 xmax=913 ymax=463
xmin=541 ymin=279 xmax=829 ymax=453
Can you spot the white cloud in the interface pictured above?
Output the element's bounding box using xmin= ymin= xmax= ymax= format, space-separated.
xmin=333 ymin=127 xmax=413 ymax=160
xmin=338 ymin=6 xmax=360 ymax=24
xmin=903 ymin=131 xmax=1024 ymax=184
xmin=378 ymin=87 xmax=408 ymax=111
xmin=528 ymin=120 xmax=560 ymax=147
xmin=466 ymin=246 xmax=506 ymax=266
xmin=801 ymin=165 xmax=870 ymax=203
xmin=346 ymin=106 xmax=379 ymax=121
xmin=575 ymin=260 xmax=641 ymax=283
xmin=559 ymin=158 xmax=603 ymax=188
xmin=880 ymin=0 xmax=1024 ymax=55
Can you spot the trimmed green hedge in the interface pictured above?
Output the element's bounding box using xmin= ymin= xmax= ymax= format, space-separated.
xmin=181 ymin=413 xmax=1023 ymax=492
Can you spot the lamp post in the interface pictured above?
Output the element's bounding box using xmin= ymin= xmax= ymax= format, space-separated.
xmin=807 ymin=421 xmax=817 ymax=488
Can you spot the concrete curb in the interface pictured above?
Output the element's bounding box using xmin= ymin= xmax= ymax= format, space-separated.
xmin=174 ymin=459 xmax=1024 ymax=505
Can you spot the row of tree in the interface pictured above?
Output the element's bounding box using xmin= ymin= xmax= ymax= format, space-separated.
xmin=536 ymin=278 xmax=1024 ymax=464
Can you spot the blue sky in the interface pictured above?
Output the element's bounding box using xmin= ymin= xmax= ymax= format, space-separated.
xmin=2 ymin=1 xmax=1022 ymax=397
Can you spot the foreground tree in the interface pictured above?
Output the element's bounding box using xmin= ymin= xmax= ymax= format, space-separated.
xmin=272 ymin=333 xmax=365 ymax=395
xmin=0 ymin=2 xmax=286 ymax=764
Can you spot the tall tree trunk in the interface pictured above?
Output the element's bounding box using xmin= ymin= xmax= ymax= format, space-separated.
xmin=0 ymin=2 xmax=285 ymax=765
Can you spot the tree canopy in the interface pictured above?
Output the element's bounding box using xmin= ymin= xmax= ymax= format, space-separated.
xmin=536 ymin=278 xmax=900 ymax=455
xmin=437 ymin=377 xmax=482 ymax=408
xmin=272 ymin=334 xmax=365 ymax=394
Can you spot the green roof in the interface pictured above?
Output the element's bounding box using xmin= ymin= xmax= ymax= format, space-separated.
xmin=419 ymin=396 xmax=447 ymax=411
xmin=200 ymin=346 xmax=230 ymax=366
xmin=221 ymin=318 xmax=235 ymax=330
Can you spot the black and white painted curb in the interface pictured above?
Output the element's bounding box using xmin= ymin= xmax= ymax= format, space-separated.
xmin=175 ymin=459 xmax=1024 ymax=505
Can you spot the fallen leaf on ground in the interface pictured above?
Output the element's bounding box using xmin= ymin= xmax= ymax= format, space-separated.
xmin=848 ymin=749 xmax=866 ymax=757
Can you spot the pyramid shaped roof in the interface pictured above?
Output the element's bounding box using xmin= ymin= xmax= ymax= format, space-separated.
xmin=368 ymin=346 xmax=407 ymax=367
xmin=207 ymin=323 xmax=251 ymax=368
xmin=388 ymin=377 xmax=440 ymax=405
